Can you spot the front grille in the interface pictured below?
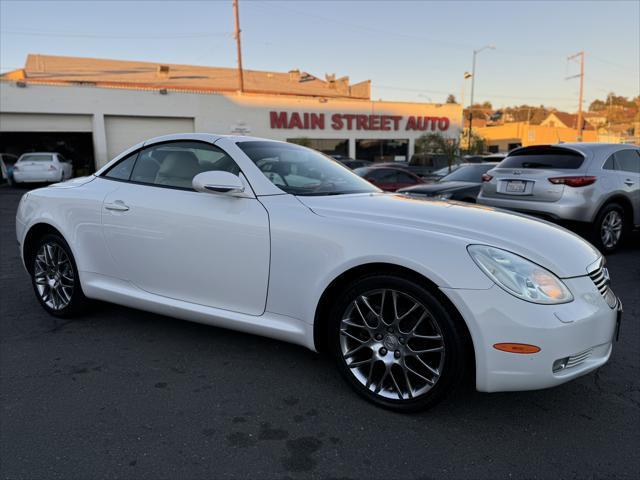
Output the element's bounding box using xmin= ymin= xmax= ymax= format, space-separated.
xmin=565 ymin=349 xmax=592 ymax=369
xmin=588 ymin=263 xmax=609 ymax=297
xmin=553 ymin=348 xmax=593 ymax=373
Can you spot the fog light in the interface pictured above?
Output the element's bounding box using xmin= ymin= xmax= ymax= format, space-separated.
xmin=604 ymin=289 xmax=617 ymax=309
xmin=553 ymin=357 xmax=569 ymax=373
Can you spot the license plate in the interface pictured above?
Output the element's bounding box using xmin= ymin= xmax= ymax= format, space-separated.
xmin=506 ymin=180 xmax=526 ymax=193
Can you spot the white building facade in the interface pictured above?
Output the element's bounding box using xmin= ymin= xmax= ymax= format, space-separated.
xmin=0 ymin=81 xmax=462 ymax=173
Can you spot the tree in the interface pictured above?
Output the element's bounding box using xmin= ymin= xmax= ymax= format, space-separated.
xmin=467 ymin=132 xmax=486 ymax=155
xmin=414 ymin=133 xmax=460 ymax=172
xmin=446 ymin=94 xmax=457 ymax=104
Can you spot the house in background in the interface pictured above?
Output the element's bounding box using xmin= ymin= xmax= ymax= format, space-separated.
xmin=539 ymin=111 xmax=596 ymax=131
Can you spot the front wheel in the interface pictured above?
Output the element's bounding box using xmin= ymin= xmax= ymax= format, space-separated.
xmin=328 ymin=274 xmax=468 ymax=412
xmin=30 ymin=233 xmax=88 ymax=317
xmin=592 ymin=203 xmax=626 ymax=253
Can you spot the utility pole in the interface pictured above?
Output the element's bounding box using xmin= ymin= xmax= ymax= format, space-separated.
xmin=466 ymin=45 xmax=495 ymax=152
xmin=460 ymin=71 xmax=472 ymax=145
xmin=233 ymin=0 xmax=245 ymax=92
xmin=566 ymin=51 xmax=584 ymax=140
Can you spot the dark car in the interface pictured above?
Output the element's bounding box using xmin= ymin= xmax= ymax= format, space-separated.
xmin=328 ymin=155 xmax=373 ymax=170
xmin=397 ymin=163 xmax=498 ymax=202
xmin=342 ymin=159 xmax=374 ymax=169
xmin=376 ymin=153 xmax=463 ymax=178
xmin=354 ymin=166 xmax=424 ymax=191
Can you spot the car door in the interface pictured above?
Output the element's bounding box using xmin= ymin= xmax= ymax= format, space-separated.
xmin=370 ymin=169 xmax=398 ymax=191
xmin=100 ymin=140 xmax=270 ymax=316
xmin=613 ymin=148 xmax=640 ymax=224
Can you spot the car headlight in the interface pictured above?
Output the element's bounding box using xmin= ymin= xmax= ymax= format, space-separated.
xmin=467 ymin=245 xmax=573 ymax=304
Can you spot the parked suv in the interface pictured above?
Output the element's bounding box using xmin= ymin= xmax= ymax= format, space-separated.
xmin=478 ymin=143 xmax=639 ymax=252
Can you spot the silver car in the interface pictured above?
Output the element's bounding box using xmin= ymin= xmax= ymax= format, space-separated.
xmin=478 ymin=143 xmax=639 ymax=252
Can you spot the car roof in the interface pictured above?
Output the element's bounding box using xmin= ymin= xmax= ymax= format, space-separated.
xmin=142 ymin=133 xmax=287 ymax=147
xmin=508 ymin=142 xmax=637 ymax=159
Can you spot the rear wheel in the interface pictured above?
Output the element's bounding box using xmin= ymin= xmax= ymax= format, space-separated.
xmin=593 ymin=203 xmax=626 ymax=253
xmin=328 ymin=274 xmax=467 ymax=412
xmin=30 ymin=233 xmax=88 ymax=317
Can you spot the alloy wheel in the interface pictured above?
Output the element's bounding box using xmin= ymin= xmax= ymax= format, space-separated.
xmin=34 ymin=241 xmax=75 ymax=311
xmin=600 ymin=210 xmax=622 ymax=249
xmin=339 ymin=289 xmax=445 ymax=400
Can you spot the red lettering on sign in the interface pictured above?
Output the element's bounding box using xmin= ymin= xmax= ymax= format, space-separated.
xmin=289 ymin=112 xmax=303 ymax=129
xmin=331 ymin=113 xmax=344 ymax=130
xmin=310 ymin=113 xmax=325 ymax=129
xmin=344 ymin=114 xmax=356 ymax=130
xmin=438 ymin=117 xmax=450 ymax=131
xmin=270 ymin=111 xmax=450 ymax=132
xmin=270 ymin=111 xmax=289 ymax=129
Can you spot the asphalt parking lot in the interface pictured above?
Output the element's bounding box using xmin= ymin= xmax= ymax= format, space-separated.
xmin=1 ymin=185 xmax=638 ymax=480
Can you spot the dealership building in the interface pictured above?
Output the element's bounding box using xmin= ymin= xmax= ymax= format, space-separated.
xmin=0 ymin=54 xmax=462 ymax=174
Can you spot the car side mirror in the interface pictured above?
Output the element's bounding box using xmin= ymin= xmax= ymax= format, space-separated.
xmin=193 ymin=171 xmax=245 ymax=196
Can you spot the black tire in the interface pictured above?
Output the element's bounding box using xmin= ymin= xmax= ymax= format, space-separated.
xmin=592 ymin=203 xmax=626 ymax=253
xmin=30 ymin=233 xmax=89 ymax=318
xmin=328 ymin=274 xmax=468 ymax=412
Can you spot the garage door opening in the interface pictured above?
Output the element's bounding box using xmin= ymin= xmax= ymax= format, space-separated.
xmin=0 ymin=132 xmax=95 ymax=176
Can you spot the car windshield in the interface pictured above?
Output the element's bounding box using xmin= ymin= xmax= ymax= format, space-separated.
xmin=431 ymin=164 xmax=462 ymax=177
xmin=439 ymin=164 xmax=494 ymax=182
xmin=237 ymin=141 xmax=379 ymax=196
xmin=19 ymin=154 xmax=54 ymax=162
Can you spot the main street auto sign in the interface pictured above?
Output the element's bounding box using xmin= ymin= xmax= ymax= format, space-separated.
xmin=269 ymin=111 xmax=451 ymax=132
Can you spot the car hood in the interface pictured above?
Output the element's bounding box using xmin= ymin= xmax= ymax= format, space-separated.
xmin=297 ymin=192 xmax=599 ymax=278
xmin=399 ymin=181 xmax=477 ymax=194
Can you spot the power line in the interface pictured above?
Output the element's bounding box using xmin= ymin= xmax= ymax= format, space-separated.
xmin=588 ymin=54 xmax=638 ymax=72
xmin=374 ymin=84 xmax=581 ymax=101
xmin=248 ymin=2 xmax=475 ymax=51
xmin=0 ymin=29 xmax=232 ymax=39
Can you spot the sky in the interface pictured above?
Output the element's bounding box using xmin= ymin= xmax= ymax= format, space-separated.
xmin=1 ymin=0 xmax=638 ymax=111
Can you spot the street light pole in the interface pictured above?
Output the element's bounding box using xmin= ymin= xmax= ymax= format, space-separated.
xmin=466 ymin=45 xmax=495 ymax=152
xmin=460 ymin=71 xmax=472 ymax=143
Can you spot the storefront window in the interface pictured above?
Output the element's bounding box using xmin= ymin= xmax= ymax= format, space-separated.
xmin=355 ymin=139 xmax=409 ymax=162
xmin=287 ymin=138 xmax=348 ymax=157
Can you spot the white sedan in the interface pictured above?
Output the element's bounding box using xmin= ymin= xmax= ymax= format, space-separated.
xmin=12 ymin=152 xmax=73 ymax=184
xmin=15 ymin=134 xmax=621 ymax=411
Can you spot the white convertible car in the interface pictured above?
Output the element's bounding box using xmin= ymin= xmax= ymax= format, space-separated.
xmin=15 ymin=134 xmax=621 ymax=411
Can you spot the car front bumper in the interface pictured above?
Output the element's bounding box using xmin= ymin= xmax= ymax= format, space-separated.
xmin=13 ymin=170 xmax=60 ymax=183
xmin=441 ymin=275 xmax=619 ymax=393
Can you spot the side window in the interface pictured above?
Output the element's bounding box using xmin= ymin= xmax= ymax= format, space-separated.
xmin=366 ymin=169 xmax=387 ymax=181
xmin=602 ymin=154 xmax=616 ymax=170
xmin=104 ymin=152 xmax=138 ymax=180
xmin=130 ymin=141 xmax=240 ymax=189
xmin=614 ymin=149 xmax=640 ymax=174
xmin=397 ymin=171 xmax=416 ymax=183
xmin=378 ymin=170 xmax=399 ymax=183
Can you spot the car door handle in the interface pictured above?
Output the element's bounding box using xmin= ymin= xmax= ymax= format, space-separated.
xmin=624 ymin=179 xmax=634 ymax=186
xmin=104 ymin=201 xmax=130 ymax=212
